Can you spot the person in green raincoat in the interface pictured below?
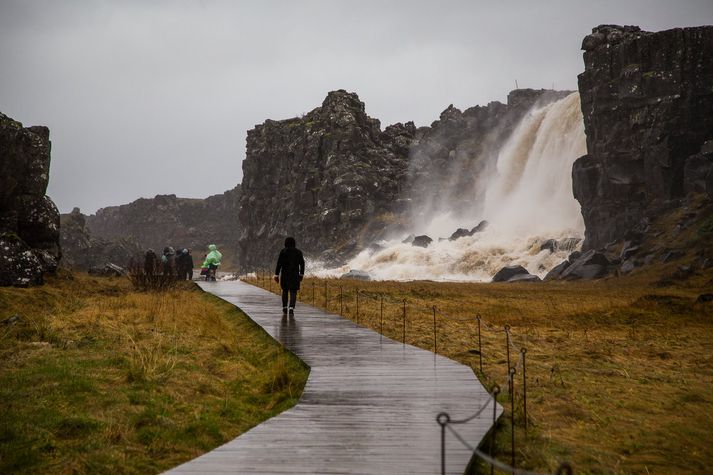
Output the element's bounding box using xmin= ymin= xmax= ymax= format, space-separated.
xmin=202 ymin=244 xmax=222 ymax=281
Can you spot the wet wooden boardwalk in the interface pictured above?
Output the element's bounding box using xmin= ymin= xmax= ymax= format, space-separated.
xmin=167 ymin=280 xmax=500 ymax=474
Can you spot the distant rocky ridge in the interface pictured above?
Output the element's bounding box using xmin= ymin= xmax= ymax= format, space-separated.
xmin=573 ymin=24 xmax=713 ymax=250
xmin=0 ymin=112 xmax=61 ymax=286
xmin=60 ymin=208 xmax=141 ymax=270
xmin=78 ymin=186 xmax=241 ymax=268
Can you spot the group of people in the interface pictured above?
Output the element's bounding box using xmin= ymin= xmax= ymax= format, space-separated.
xmin=140 ymin=235 xmax=306 ymax=314
xmin=143 ymin=244 xmax=223 ymax=281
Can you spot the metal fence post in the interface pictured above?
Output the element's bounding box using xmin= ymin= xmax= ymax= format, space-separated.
xmin=432 ymin=306 xmax=437 ymax=354
xmin=490 ymin=384 xmax=500 ymax=475
xmin=509 ymin=366 xmax=516 ymax=469
xmin=380 ymin=295 xmax=384 ymax=334
xmin=476 ymin=315 xmax=483 ymax=374
xmin=437 ymin=413 xmax=450 ymax=475
xmin=402 ymin=299 xmax=407 ymax=344
xmin=504 ymin=324 xmax=511 ymax=382
xmin=521 ymin=347 xmax=528 ymax=432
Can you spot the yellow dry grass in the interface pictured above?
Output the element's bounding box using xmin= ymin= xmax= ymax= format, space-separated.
xmin=0 ymin=271 xmax=308 ymax=474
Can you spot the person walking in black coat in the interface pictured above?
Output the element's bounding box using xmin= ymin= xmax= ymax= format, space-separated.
xmin=273 ymin=237 xmax=305 ymax=315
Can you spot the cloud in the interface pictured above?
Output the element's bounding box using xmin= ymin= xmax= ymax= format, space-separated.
xmin=1 ymin=0 xmax=711 ymax=213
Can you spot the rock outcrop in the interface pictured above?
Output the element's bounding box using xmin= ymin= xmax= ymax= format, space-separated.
xmin=84 ymin=186 xmax=241 ymax=266
xmin=238 ymin=90 xmax=415 ymax=269
xmin=0 ymin=112 xmax=61 ymax=286
xmin=60 ymin=208 xmax=141 ymax=270
xmin=574 ymin=25 xmax=713 ymax=250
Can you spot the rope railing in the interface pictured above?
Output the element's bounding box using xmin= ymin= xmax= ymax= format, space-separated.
xmin=242 ymin=272 xmax=570 ymax=472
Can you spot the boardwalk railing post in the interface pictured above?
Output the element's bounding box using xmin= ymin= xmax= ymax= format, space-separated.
xmin=312 ymin=281 xmax=316 ymax=306
xmin=356 ymin=290 xmax=360 ymax=324
xmin=476 ymin=315 xmax=483 ymax=374
xmin=339 ymin=286 xmax=343 ymax=316
xmin=521 ymin=347 xmax=528 ymax=432
xmin=490 ymin=384 xmax=500 ymax=475
xmin=380 ymin=295 xmax=384 ymax=334
xmin=436 ymin=413 xmax=450 ymax=475
xmin=509 ymin=366 xmax=516 ymax=469
xmin=324 ymin=281 xmax=328 ymax=310
xmin=402 ymin=299 xmax=407 ymax=344
xmin=268 ymin=271 xmax=272 ymax=292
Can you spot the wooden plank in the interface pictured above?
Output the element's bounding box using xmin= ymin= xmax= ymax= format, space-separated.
xmin=166 ymin=280 xmax=501 ymax=474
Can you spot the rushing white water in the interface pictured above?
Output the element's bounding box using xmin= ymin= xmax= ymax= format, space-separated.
xmin=315 ymin=92 xmax=587 ymax=281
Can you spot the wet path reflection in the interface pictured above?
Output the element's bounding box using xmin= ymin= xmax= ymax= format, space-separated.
xmin=168 ymin=280 xmax=499 ymax=475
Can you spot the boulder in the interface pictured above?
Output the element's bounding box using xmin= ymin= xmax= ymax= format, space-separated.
xmin=88 ymin=263 xmax=125 ymax=277
xmin=492 ymin=265 xmax=530 ymax=283
xmin=620 ymin=245 xmax=640 ymax=261
xmin=340 ymin=269 xmax=371 ymax=281
xmin=620 ymin=259 xmax=636 ymax=274
xmin=401 ymin=234 xmax=416 ymax=244
xmin=412 ymin=235 xmax=433 ymax=248
xmin=544 ymin=260 xmax=570 ymax=281
xmin=471 ymin=220 xmax=489 ymax=234
xmin=449 ymin=228 xmax=472 ymax=241
xmin=560 ymin=249 xmax=611 ymax=280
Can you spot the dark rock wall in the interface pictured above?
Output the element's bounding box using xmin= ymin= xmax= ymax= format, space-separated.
xmin=60 ymin=208 xmax=142 ymax=270
xmin=238 ymin=90 xmax=415 ymax=269
xmin=574 ymin=25 xmax=713 ymax=250
xmin=85 ymin=185 xmax=241 ymax=264
xmin=0 ymin=112 xmax=61 ymax=286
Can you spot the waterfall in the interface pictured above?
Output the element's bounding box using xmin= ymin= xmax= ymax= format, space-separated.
xmin=316 ymin=92 xmax=587 ymax=281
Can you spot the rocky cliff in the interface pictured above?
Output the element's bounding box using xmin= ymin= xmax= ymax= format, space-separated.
xmin=573 ymin=25 xmax=713 ymax=250
xmin=0 ymin=112 xmax=61 ymax=286
xmin=60 ymin=208 xmax=142 ymax=270
xmin=238 ymin=90 xmax=415 ymax=269
xmin=85 ymin=185 xmax=241 ymax=266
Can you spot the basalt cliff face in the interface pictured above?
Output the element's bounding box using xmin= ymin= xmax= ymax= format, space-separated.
xmin=238 ymin=90 xmax=415 ymax=269
xmin=84 ymin=186 xmax=241 ymax=266
xmin=574 ymin=25 xmax=713 ymax=250
xmin=0 ymin=112 xmax=61 ymax=286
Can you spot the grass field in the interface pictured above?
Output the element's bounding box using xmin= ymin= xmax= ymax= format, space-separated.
xmin=0 ymin=272 xmax=309 ymax=474
xmin=249 ymin=263 xmax=713 ymax=474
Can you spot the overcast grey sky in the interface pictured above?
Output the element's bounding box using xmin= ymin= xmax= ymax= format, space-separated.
xmin=1 ymin=1 xmax=712 ymax=214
